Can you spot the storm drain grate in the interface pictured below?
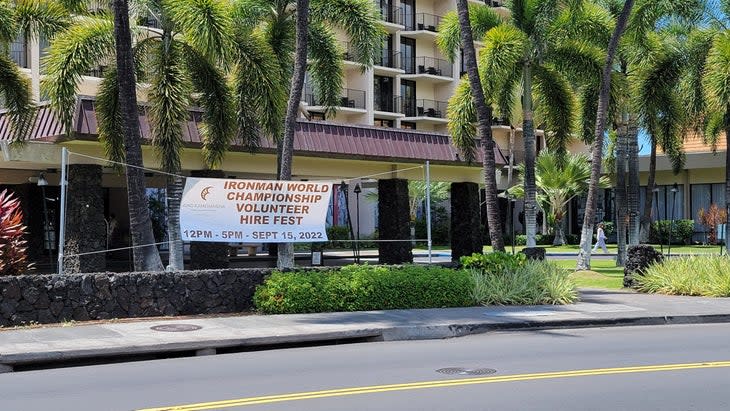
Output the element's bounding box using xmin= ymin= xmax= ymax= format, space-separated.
xmin=150 ymin=324 xmax=203 ymax=332
xmin=436 ymin=367 xmax=497 ymax=376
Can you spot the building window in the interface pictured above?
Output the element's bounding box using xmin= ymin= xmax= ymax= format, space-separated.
xmin=374 ymin=118 xmax=394 ymax=128
xmin=401 ymin=0 xmax=415 ymax=30
xmin=690 ymin=183 xmax=726 ymax=241
xmin=401 ymin=121 xmax=416 ymax=130
xmin=400 ymin=79 xmax=416 ymax=116
xmin=374 ymin=75 xmax=394 ymax=112
xmin=309 ymin=112 xmax=325 ymax=121
xmin=9 ymin=35 xmax=27 ymax=68
xmin=400 ymin=37 xmax=415 ymax=73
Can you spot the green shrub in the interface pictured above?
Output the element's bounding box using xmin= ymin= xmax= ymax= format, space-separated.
xmin=470 ymin=260 xmax=577 ymax=305
xmin=326 ymin=225 xmax=352 ymax=248
xmin=461 ymin=252 xmax=527 ymax=274
xmin=254 ymin=265 xmax=473 ymax=314
xmin=634 ymin=256 xmax=730 ymax=297
xmin=649 ymin=220 xmax=694 ymax=244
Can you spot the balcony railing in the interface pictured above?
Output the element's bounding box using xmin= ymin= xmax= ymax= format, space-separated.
xmin=374 ymin=95 xmax=402 ymax=113
xmin=303 ymin=86 xmax=366 ymax=110
xmin=378 ymin=5 xmax=404 ymax=25
xmin=404 ymin=13 xmax=442 ymax=32
xmin=402 ymin=99 xmax=448 ymax=118
xmin=477 ymin=0 xmax=505 ymax=6
xmin=492 ymin=116 xmax=511 ymax=126
xmin=375 ymin=51 xmax=401 ymax=70
xmin=402 ymin=56 xmax=452 ymax=77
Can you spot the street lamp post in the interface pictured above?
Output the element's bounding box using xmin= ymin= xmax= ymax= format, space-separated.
xmin=653 ymin=187 xmax=662 ymax=254
xmin=353 ymin=183 xmax=362 ymax=264
xmin=37 ymin=172 xmax=53 ymax=269
xmin=505 ymin=192 xmax=516 ymax=255
xmin=668 ymin=183 xmax=679 ymax=258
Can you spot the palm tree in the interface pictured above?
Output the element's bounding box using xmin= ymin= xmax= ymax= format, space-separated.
xmin=685 ymin=8 xmax=730 ymax=254
xmin=509 ymin=151 xmax=610 ymax=245
xmin=438 ymin=0 xmax=505 ymax=251
xmin=44 ymin=0 xmax=280 ymax=270
xmin=439 ymin=0 xmax=589 ymax=248
xmin=576 ymin=0 xmax=634 ymax=271
xmin=234 ymin=0 xmax=384 ymax=268
xmin=0 ymin=0 xmax=68 ymax=141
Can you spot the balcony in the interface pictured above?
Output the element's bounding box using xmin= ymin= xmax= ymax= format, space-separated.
xmin=401 ymin=56 xmax=453 ymax=82
xmin=303 ymin=86 xmax=367 ymax=112
xmin=401 ymin=99 xmax=449 ymax=124
xmin=374 ymin=51 xmax=404 ymax=75
xmin=403 ymin=13 xmax=443 ymax=38
xmin=378 ymin=5 xmax=404 ymax=32
xmin=374 ymin=96 xmax=404 ymax=118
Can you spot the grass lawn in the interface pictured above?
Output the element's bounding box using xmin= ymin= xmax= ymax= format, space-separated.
xmin=552 ymin=259 xmax=625 ymax=290
xmin=483 ymin=244 xmax=722 ymax=255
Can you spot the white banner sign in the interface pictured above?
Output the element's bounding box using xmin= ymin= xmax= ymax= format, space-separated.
xmin=180 ymin=178 xmax=333 ymax=243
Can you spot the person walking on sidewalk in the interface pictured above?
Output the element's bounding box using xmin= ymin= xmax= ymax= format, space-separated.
xmin=592 ymin=223 xmax=609 ymax=253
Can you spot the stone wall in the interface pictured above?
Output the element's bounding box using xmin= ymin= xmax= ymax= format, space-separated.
xmin=377 ymin=179 xmax=413 ymax=264
xmin=0 ymin=269 xmax=269 ymax=327
xmin=450 ymin=182 xmax=482 ymax=261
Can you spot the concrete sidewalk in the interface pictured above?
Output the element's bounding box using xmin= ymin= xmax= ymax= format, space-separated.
xmin=2 ymin=289 xmax=730 ymax=372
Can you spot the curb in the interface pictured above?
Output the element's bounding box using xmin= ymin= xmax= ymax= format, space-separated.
xmin=3 ymin=314 xmax=730 ymax=373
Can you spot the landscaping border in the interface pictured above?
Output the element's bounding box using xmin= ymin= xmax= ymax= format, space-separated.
xmin=0 ymin=269 xmax=271 ymax=327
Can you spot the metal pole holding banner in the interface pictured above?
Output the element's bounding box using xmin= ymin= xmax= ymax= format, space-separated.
xmin=57 ymin=147 xmax=68 ymax=276
xmin=425 ymin=161 xmax=432 ymax=264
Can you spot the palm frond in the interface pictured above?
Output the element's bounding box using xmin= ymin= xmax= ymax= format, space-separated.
xmin=310 ymin=0 xmax=384 ymax=68
xmin=264 ymin=8 xmax=295 ymax=81
xmin=14 ymin=0 xmax=70 ymax=40
xmin=230 ymin=0 xmax=272 ymax=31
xmin=477 ymin=24 xmax=527 ymax=103
xmin=148 ymin=40 xmax=192 ymax=173
xmin=703 ymin=111 xmax=724 ymax=152
xmin=0 ymin=2 xmax=18 ymax=43
xmin=679 ymin=29 xmax=714 ymax=133
xmin=307 ymin=22 xmax=343 ymax=118
xmin=550 ymin=0 xmax=613 ymax=49
xmin=182 ymin=43 xmax=236 ymax=169
xmin=232 ymin=29 xmax=286 ymax=149
xmin=163 ymin=0 xmax=233 ymax=62
xmin=446 ymin=78 xmax=478 ymax=163
xmin=95 ymin=67 xmax=125 ymax=165
xmin=436 ymin=4 xmax=502 ymax=62
xmin=42 ymin=17 xmax=116 ymax=132
xmin=0 ymin=53 xmax=35 ymax=142
xmin=703 ymin=32 xmax=730 ymax=118
xmin=549 ymin=39 xmax=604 ymax=85
xmin=532 ymin=63 xmax=578 ymax=163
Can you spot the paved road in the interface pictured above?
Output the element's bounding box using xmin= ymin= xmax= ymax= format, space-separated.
xmin=3 ymin=323 xmax=730 ymax=411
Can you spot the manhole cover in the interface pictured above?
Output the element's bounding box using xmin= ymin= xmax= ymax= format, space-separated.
xmin=150 ymin=324 xmax=202 ymax=332
xmin=436 ymin=367 xmax=497 ymax=376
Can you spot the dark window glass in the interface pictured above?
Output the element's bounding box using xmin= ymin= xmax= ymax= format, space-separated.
xmin=400 ymin=79 xmax=416 ymax=116
xmin=374 ymin=76 xmax=394 ymax=112
xmin=400 ymin=37 xmax=415 ymax=73
xmin=401 ymin=0 xmax=415 ymax=30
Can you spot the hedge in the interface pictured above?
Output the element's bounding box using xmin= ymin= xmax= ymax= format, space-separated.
xmin=254 ymin=265 xmax=473 ymax=314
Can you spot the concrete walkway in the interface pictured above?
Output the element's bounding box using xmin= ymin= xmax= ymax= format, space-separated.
xmin=2 ymin=289 xmax=730 ymax=373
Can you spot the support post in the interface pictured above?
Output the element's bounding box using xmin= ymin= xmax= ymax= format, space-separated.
xmin=57 ymin=147 xmax=68 ymax=276
xmin=425 ymin=161 xmax=432 ymax=264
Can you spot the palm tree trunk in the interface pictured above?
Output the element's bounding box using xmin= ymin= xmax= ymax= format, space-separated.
xmin=166 ymin=175 xmax=184 ymax=270
xmin=640 ymin=140 xmax=656 ymax=242
xmin=455 ymin=0 xmax=504 ymax=252
xmin=277 ymin=0 xmax=310 ymax=269
xmin=615 ymin=122 xmax=627 ymax=266
xmin=553 ymin=216 xmax=566 ymax=246
xmin=577 ymin=0 xmax=634 ymax=271
xmin=522 ymin=62 xmax=537 ymax=248
xmin=627 ymin=117 xmax=640 ymax=245
xmin=112 ymin=0 xmax=163 ymax=272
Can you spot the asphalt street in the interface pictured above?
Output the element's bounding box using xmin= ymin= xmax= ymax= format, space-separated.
xmin=2 ymin=323 xmax=730 ymax=410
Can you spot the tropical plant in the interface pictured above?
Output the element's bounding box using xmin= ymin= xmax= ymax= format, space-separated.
xmin=576 ymin=0 xmax=632 ymax=270
xmin=0 ymin=189 xmax=32 ymax=275
xmin=233 ymin=0 xmax=384 ymax=268
xmin=439 ymin=0 xmax=595 ymax=248
xmin=634 ymin=256 xmax=730 ymax=297
xmin=438 ymin=0 xmax=505 ymax=251
xmin=509 ymin=151 xmax=610 ymax=245
xmin=698 ymin=203 xmax=727 ymax=244
xmin=0 ymin=0 xmax=69 ymax=141
xmin=44 ymin=0 xmax=281 ymax=270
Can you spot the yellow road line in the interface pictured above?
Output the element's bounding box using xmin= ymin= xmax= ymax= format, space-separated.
xmin=139 ymin=360 xmax=730 ymax=411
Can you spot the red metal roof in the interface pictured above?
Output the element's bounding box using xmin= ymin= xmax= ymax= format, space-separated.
xmin=1 ymin=99 xmax=506 ymax=165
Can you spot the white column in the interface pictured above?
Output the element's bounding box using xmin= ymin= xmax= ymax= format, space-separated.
xmin=29 ymin=38 xmax=41 ymax=102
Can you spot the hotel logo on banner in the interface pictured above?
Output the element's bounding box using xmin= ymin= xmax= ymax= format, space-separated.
xmin=180 ymin=178 xmax=333 ymax=243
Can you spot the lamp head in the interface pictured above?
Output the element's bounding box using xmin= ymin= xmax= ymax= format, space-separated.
xmin=37 ymin=172 xmax=48 ymax=187
xmin=671 ymin=183 xmax=678 ymax=193
xmin=353 ymin=183 xmax=362 ymax=194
